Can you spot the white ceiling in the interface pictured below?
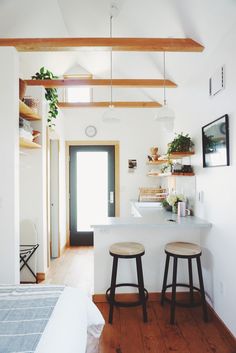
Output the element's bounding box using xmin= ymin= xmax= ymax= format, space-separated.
xmin=0 ymin=0 xmax=236 ymax=102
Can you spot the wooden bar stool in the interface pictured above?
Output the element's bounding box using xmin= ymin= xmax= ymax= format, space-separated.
xmin=106 ymin=242 xmax=148 ymax=324
xmin=161 ymin=241 xmax=208 ymax=324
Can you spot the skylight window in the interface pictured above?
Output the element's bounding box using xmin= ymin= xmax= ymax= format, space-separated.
xmin=66 ymin=86 xmax=91 ymax=103
xmin=63 ymin=71 xmax=92 ymax=103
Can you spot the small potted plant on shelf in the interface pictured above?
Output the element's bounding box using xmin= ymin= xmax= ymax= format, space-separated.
xmin=32 ymin=67 xmax=59 ymax=127
xmin=167 ymin=133 xmax=194 ymax=154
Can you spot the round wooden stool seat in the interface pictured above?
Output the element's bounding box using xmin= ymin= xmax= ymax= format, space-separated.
xmin=109 ymin=242 xmax=145 ymax=257
xmin=165 ymin=242 xmax=201 ymax=257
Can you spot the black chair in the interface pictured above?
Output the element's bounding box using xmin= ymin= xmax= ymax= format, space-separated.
xmin=161 ymin=241 xmax=208 ymax=324
xmin=106 ymin=241 xmax=148 ymax=324
xmin=20 ymin=244 xmax=39 ymax=283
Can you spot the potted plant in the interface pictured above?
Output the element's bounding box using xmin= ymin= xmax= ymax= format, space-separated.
xmin=167 ymin=133 xmax=194 ymax=154
xmin=166 ymin=193 xmax=186 ymax=213
xmin=32 ymin=67 xmax=59 ymax=127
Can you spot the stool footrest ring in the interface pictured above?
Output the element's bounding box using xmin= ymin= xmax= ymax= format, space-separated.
xmin=106 ymin=283 xmax=148 ymax=308
xmin=162 ymin=283 xmax=203 ymax=308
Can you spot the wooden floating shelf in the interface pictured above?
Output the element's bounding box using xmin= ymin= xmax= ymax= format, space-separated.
xmin=19 ymin=100 xmax=41 ymax=121
xmin=25 ymin=78 xmax=177 ymax=88
xmin=147 ymin=152 xmax=194 ymax=164
xmin=0 ymin=38 xmax=204 ymax=52
xmin=147 ymin=160 xmax=168 ymax=165
xmin=147 ymin=173 xmax=171 ymax=177
xmin=20 ymin=137 xmax=41 ymax=149
xmin=58 ymin=101 xmax=162 ymax=108
xmin=169 ymin=152 xmax=195 ymax=159
xmin=171 ymin=172 xmax=195 ymax=176
xmin=147 ymin=172 xmax=194 ymax=177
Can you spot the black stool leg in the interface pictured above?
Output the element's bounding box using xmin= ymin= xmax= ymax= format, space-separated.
xmin=161 ymin=254 xmax=170 ymax=306
xmin=196 ymin=257 xmax=208 ymax=322
xmin=170 ymin=256 xmax=178 ymax=324
xmin=108 ymin=256 xmax=118 ymax=324
xmin=136 ymin=255 xmax=148 ymax=322
xmin=188 ymin=258 xmax=194 ymax=305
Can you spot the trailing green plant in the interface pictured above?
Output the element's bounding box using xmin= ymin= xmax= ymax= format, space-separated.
xmin=167 ymin=132 xmax=194 ymax=154
xmin=32 ymin=67 xmax=59 ymax=127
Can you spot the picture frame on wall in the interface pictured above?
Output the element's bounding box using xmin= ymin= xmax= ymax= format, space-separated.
xmin=202 ymin=114 xmax=229 ymax=167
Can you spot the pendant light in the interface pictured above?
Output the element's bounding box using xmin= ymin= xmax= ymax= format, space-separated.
xmin=103 ymin=10 xmax=120 ymax=123
xmin=155 ymin=52 xmax=175 ymax=131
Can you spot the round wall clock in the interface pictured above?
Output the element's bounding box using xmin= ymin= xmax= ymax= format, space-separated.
xmin=85 ymin=125 xmax=97 ymax=137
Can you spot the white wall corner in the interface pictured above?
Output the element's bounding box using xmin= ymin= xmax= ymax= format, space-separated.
xmin=0 ymin=47 xmax=19 ymax=284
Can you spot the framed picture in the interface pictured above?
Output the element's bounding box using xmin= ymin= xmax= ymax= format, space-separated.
xmin=202 ymin=114 xmax=229 ymax=167
xmin=128 ymin=159 xmax=137 ymax=169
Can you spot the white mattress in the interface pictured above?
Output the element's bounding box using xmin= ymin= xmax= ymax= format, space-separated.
xmin=35 ymin=287 xmax=105 ymax=353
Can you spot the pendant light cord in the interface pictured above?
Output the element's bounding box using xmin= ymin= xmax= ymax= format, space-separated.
xmin=110 ymin=15 xmax=113 ymax=107
xmin=163 ymin=51 xmax=166 ymax=106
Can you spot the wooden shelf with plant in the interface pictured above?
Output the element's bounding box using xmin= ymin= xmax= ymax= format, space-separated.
xmin=167 ymin=133 xmax=194 ymax=156
xmin=32 ymin=67 xmax=59 ymax=127
xmin=169 ymin=151 xmax=195 ymax=159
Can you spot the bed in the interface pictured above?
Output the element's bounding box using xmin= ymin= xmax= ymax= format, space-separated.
xmin=0 ymin=285 xmax=105 ymax=353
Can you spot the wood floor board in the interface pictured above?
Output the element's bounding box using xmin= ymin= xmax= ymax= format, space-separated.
xmin=176 ymin=307 xmax=213 ymax=353
xmin=141 ymin=304 xmax=168 ymax=353
xmin=42 ymin=247 xmax=235 ymax=353
xmin=119 ymin=307 xmax=145 ymax=353
xmin=152 ymin=302 xmax=191 ymax=353
xmin=43 ymin=246 xmax=94 ymax=295
xmin=97 ymin=303 xmax=121 ymax=353
xmin=190 ymin=307 xmax=236 ymax=353
xmin=98 ymin=301 xmax=235 ymax=353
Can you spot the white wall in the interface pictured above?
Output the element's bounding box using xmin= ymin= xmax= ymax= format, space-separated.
xmin=167 ymin=23 xmax=236 ymax=336
xmin=20 ymin=87 xmax=48 ymax=275
xmin=64 ymin=108 xmax=167 ymax=216
xmin=49 ymin=111 xmax=67 ymax=253
xmin=0 ymin=48 xmax=19 ymax=284
xmin=20 ymin=92 xmax=66 ymax=274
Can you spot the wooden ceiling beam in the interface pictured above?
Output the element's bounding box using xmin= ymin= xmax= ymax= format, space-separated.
xmin=0 ymin=38 xmax=204 ymax=52
xmin=58 ymin=101 xmax=162 ymax=108
xmin=25 ymin=78 xmax=177 ymax=88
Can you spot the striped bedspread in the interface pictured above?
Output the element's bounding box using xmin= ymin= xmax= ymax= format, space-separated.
xmin=0 ymin=285 xmax=65 ymax=353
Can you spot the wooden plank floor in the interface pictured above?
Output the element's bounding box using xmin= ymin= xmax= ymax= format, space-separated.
xmin=42 ymin=247 xmax=235 ymax=353
xmin=42 ymin=246 xmax=94 ymax=295
xmin=97 ymin=303 xmax=236 ymax=353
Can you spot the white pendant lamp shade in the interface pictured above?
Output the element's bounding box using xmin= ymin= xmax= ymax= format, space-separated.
xmin=156 ymin=104 xmax=175 ymax=121
xmin=102 ymin=105 xmax=120 ymax=123
xmin=155 ymin=52 xmax=175 ymax=131
xmin=155 ymin=105 xmax=175 ymax=132
xmin=102 ymin=11 xmax=120 ymax=123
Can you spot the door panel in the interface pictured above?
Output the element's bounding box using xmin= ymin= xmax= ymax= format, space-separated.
xmin=50 ymin=140 xmax=60 ymax=257
xmin=69 ymin=145 xmax=115 ymax=246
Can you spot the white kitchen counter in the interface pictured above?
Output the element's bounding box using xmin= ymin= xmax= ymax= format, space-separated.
xmin=92 ymin=202 xmax=211 ymax=229
xmin=93 ymin=203 xmax=211 ymax=295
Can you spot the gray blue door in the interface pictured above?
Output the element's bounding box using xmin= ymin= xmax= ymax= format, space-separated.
xmin=69 ymin=145 xmax=115 ymax=246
